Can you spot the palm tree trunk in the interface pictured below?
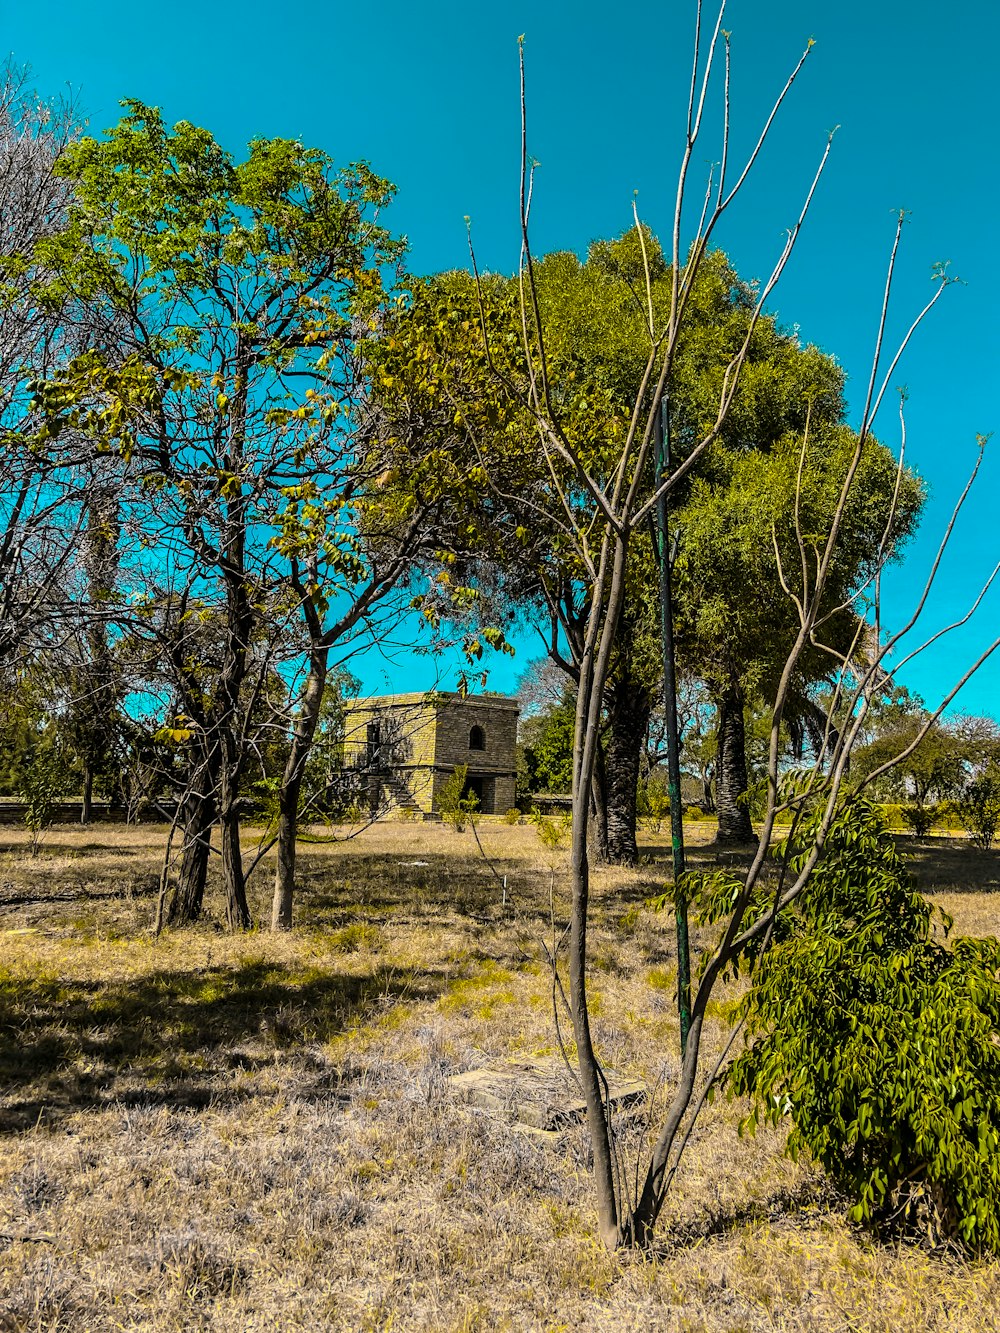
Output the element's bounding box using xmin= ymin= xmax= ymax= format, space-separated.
xmin=604 ymin=678 xmax=651 ymax=865
xmin=715 ymin=683 xmax=753 ymax=843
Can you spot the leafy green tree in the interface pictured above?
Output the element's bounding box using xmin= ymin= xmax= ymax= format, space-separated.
xmin=518 ymin=691 xmax=575 ymax=794
xmin=398 ymin=232 xmax=923 ymax=856
xmin=372 ymin=231 xmax=862 ymax=857
xmin=34 ymin=102 xmax=407 ymax=928
xmin=636 ymin=769 xmax=671 ymax=831
xmin=958 ymin=768 xmax=1000 ymax=849
xmin=853 ymin=709 xmax=968 ymax=833
xmin=675 ymin=425 xmax=924 ymax=839
xmin=511 ymin=235 xmax=851 ymax=854
xmin=648 ymin=677 xmax=719 ymax=810
xmin=0 ymin=676 xmax=67 ymax=797
xmin=17 ymin=739 xmax=69 ymax=855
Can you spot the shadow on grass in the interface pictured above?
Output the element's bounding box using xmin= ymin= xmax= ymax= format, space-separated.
xmin=636 ymin=830 xmax=1000 ymax=899
xmin=0 ymin=881 xmax=160 ymax=911
xmin=654 ymin=1177 xmax=840 ymax=1255
xmin=0 ymin=957 xmax=445 ymax=1132
xmin=895 ymin=834 xmax=1000 ymax=894
xmin=0 ymin=839 xmax=152 ymax=858
xmin=292 ymin=848 xmax=535 ymax=924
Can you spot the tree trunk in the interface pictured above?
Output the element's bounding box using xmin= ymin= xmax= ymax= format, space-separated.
xmin=588 ymin=741 xmax=609 ymax=863
xmin=80 ymin=762 xmax=93 ymax=826
xmin=604 ymin=678 xmax=651 ymax=865
xmin=220 ymin=747 xmax=251 ymax=930
xmin=272 ymin=651 xmax=328 ymax=931
xmin=220 ymin=805 xmax=251 ymax=930
xmin=715 ymin=684 xmax=754 ymax=843
xmin=168 ymin=754 xmax=218 ymax=924
xmin=567 ymin=530 xmax=633 ymax=1252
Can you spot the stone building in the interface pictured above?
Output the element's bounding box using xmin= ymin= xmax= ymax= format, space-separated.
xmin=341 ymin=692 xmax=519 ymax=817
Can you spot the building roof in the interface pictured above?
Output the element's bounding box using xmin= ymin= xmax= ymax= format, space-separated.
xmin=344 ymin=691 xmax=519 ymax=711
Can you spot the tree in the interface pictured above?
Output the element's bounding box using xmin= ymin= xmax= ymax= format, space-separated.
xmin=0 ymin=65 xmax=86 ymax=672
xmin=853 ymin=708 xmax=970 ymax=830
xmin=674 ymin=423 xmax=924 ymax=840
xmin=35 ymin=103 xmax=414 ymax=929
xmin=463 ymin=16 xmax=987 ymax=1252
xmin=511 ymin=235 xmax=855 ymax=857
xmin=59 ymin=485 xmax=123 ymax=822
xmin=518 ymin=689 xmax=575 ymax=796
xmin=649 ymin=676 xmax=719 ymax=811
xmin=375 ymin=223 xmax=883 ymax=861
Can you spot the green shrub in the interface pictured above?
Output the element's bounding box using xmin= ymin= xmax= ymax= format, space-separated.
xmin=900 ymin=802 xmax=937 ymax=837
xmin=729 ymin=798 xmax=1000 ymax=1253
xmin=502 ymin=807 xmax=521 ymax=825
xmin=530 ymin=808 xmax=571 ymax=854
xmin=957 ymin=772 xmax=1000 ymax=850
xmin=436 ymin=765 xmax=478 ymax=832
xmin=934 ymin=798 xmax=962 ymax=831
xmin=879 ymin=802 xmax=904 ymax=830
xmin=18 ymin=746 xmax=68 ymax=855
xmin=637 ymin=773 xmax=672 ymax=832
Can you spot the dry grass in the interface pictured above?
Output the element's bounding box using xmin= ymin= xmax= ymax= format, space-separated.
xmin=0 ymin=819 xmax=998 ymax=1331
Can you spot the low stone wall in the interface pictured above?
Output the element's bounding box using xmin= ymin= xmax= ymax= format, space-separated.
xmin=0 ymin=802 xmax=159 ymax=826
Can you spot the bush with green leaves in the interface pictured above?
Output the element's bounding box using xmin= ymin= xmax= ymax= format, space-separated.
xmin=899 ymin=801 xmax=938 ymax=837
xmin=957 ymin=771 xmax=1000 ymax=850
xmin=18 ymin=745 xmax=69 ymax=855
xmin=435 ymin=764 xmax=478 ymax=832
xmin=531 ymin=807 xmax=572 ymax=854
xmin=636 ymin=772 xmax=671 ymax=832
xmin=728 ymin=798 xmax=1000 ymax=1253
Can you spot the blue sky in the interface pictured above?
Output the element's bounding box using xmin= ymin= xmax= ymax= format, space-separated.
xmin=6 ymin=0 xmax=998 ymax=712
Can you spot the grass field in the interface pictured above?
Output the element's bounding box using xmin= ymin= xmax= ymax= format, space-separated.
xmin=0 ymin=819 xmax=998 ymax=1332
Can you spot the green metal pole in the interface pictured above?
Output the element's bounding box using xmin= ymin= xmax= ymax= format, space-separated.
xmin=655 ymin=395 xmax=692 ymax=1055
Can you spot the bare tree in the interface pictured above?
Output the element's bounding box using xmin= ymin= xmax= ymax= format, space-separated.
xmin=0 ymin=64 xmax=86 ymax=670
xmin=477 ymin=7 xmax=996 ymax=1249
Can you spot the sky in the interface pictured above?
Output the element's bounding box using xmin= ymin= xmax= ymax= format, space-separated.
xmin=5 ymin=0 xmax=998 ymax=713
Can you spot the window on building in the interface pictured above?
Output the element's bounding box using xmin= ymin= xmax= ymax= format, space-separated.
xmin=469 ymin=724 xmax=486 ymax=751
xmin=367 ymin=720 xmax=382 ymax=767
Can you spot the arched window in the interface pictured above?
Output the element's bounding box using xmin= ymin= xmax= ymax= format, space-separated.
xmin=469 ymin=724 xmax=486 ymax=752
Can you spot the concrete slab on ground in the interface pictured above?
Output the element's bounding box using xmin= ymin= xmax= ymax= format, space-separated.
xmin=447 ymin=1054 xmax=645 ymax=1135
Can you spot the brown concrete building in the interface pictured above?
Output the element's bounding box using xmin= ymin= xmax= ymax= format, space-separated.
xmin=341 ymin=692 xmax=519 ymax=817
